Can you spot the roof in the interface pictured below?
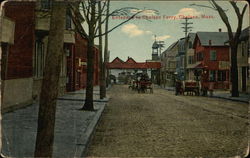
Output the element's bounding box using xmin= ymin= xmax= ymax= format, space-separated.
xmin=166 ymin=41 xmax=178 ymax=51
xmin=107 ymin=57 xmax=161 ymax=69
xmin=239 ymin=27 xmax=249 ymax=41
xmin=187 ymin=33 xmax=196 ymax=44
xmin=196 ymin=32 xmax=229 ymax=46
xmin=152 ymin=41 xmax=159 ymax=49
xmin=125 ymin=57 xmax=137 ymax=64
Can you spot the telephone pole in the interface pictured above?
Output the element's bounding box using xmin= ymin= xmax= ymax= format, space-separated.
xmin=181 ymin=17 xmax=193 ymax=37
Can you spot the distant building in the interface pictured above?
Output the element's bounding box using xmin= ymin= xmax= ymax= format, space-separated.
xmin=152 ymin=41 xmax=160 ymax=61
xmin=192 ymin=31 xmax=230 ymax=89
xmin=185 ymin=33 xmax=196 ymax=80
xmin=176 ymin=37 xmax=187 ymax=81
xmin=237 ymin=26 xmax=249 ymax=93
xmin=160 ymin=41 xmax=178 ymax=87
xmin=107 ymin=57 xmax=161 ymax=84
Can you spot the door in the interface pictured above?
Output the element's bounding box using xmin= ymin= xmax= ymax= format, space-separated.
xmin=242 ymin=67 xmax=247 ymax=92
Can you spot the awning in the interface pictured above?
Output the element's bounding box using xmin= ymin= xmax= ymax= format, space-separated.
xmin=186 ymin=62 xmax=203 ymax=69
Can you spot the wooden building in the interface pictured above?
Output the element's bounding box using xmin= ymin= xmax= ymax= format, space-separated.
xmin=192 ymin=31 xmax=230 ymax=89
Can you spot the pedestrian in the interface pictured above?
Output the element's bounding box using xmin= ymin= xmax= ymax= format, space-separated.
xmin=175 ymin=80 xmax=182 ymax=95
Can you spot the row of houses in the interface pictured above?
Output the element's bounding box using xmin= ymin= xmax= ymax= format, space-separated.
xmin=160 ymin=27 xmax=249 ymax=93
xmin=0 ymin=1 xmax=100 ymax=112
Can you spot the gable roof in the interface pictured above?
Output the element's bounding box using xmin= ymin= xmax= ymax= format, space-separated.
xmin=125 ymin=57 xmax=137 ymax=64
xmin=107 ymin=57 xmax=161 ymax=69
xmin=110 ymin=57 xmax=124 ymax=64
xmin=196 ymin=32 xmax=229 ymax=46
xmin=187 ymin=33 xmax=196 ymax=44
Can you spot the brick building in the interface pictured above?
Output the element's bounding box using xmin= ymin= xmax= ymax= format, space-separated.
xmin=0 ymin=1 xmax=99 ymax=111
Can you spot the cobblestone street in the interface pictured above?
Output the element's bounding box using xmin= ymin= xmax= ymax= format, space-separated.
xmin=87 ymin=85 xmax=249 ymax=157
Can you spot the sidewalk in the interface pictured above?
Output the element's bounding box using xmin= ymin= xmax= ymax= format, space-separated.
xmin=163 ymin=86 xmax=249 ymax=103
xmin=210 ymin=90 xmax=249 ymax=104
xmin=1 ymin=87 xmax=108 ymax=158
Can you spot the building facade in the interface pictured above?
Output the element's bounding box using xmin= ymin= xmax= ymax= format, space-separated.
xmin=185 ymin=33 xmax=196 ymax=81
xmin=237 ymin=27 xmax=249 ymax=93
xmin=193 ymin=31 xmax=230 ymax=89
xmin=0 ymin=1 xmax=99 ymax=112
xmin=107 ymin=57 xmax=161 ymax=84
xmin=160 ymin=41 xmax=178 ymax=87
xmin=176 ymin=37 xmax=187 ymax=81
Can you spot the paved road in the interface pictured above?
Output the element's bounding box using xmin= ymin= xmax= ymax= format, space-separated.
xmin=87 ymin=85 xmax=249 ymax=157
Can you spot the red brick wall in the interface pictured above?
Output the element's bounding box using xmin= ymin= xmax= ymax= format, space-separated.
xmin=4 ymin=2 xmax=35 ymax=79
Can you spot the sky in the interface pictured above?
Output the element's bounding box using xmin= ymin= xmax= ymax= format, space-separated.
xmin=103 ymin=1 xmax=249 ymax=62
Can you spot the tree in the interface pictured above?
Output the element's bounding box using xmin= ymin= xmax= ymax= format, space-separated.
xmin=34 ymin=1 xmax=66 ymax=157
xmin=70 ymin=0 xmax=156 ymax=110
xmin=191 ymin=0 xmax=248 ymax=97
xmin=98 ymin=0 xmax=105 ymax=99
xmin=103 ymin=0 xmax=110 ymax=98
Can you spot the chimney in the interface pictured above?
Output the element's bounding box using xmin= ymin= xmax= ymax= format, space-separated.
xmin=209 ymin=40 xmax=212 ymax=46
xmin=219 ymin=28 xmax=222 ymax=32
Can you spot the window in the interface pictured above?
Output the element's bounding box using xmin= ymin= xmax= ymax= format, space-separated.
xmin=41 ymin=0 xmax=51 ymax=10
xmin=189 ymin=41 xmax=192 ymax=48
xmin=197 ymin=52 xmax=203 ymax=61
xmin=188 ymin=56 xmax=193 ymax=64
xmin=242 ymin=42 xmax=245 ymax=56
xmin=218 ymin=70 xmax=226 ymax=81
xmin=66 ymin=9 xmax=72 ymax=30
xmin=34 ymin=40 xmax=45 ymax=78
xmin=210 ymin=50 xmax=217 ymax=61
xmin=209 ymin=70 xmax=216 ymax=81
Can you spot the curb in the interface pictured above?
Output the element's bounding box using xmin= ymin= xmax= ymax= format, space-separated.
xmin=210 ymin=95 xmax=249 ymax=104
xmin=162 ymin=87 xmax=249 ymax=104
xmin=57 ymin=98 xmax=109 ymax=103
xmin=74 ymin=103 xmax=106 ymax=157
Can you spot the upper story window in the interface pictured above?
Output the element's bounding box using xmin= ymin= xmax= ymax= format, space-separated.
xmin=66 ymin=9 xmax=73 ymax=30
xmin=197 ymin=52 xmax=203 ymax=61
xmin=189 ymin=41 xmax=192 ymax=48
xmin=188 ymin=56 xmax=193 ymax=64
xmin=210 ymin=50 xmax=217 ymax=61
xmin=41 ymin=0 xmax=51 ymax=10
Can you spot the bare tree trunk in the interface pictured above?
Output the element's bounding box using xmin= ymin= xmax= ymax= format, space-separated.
xmin=98 ymin=1 xmax=105 ymax=99
xmin=34 ymin=1 xmax=66 ymax=157
xmin=103 ymin=0 xmax=110 ymax=96
xmin=82 ymin=0 xmax=96 ymax=111
xmin=230 ymin=45 xmax=239 ymax=97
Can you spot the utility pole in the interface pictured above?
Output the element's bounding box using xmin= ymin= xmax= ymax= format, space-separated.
xmin=181 ymin=17 xmax=193 ymax=37
xmin=181 ymin=17 xmax=193 ymax=81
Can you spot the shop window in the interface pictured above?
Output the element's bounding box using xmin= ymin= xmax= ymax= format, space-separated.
xmin=218 ymin=70 xmax=226 ymax=81
xmin=209 ymin=70 xmax=216 ymax=81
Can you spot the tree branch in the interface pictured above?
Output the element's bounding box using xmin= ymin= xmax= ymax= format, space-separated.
xmin=210 ymin=0 xmax=233 ymax=40
xmin=94 ymin=10 xmax=144 ymax=38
